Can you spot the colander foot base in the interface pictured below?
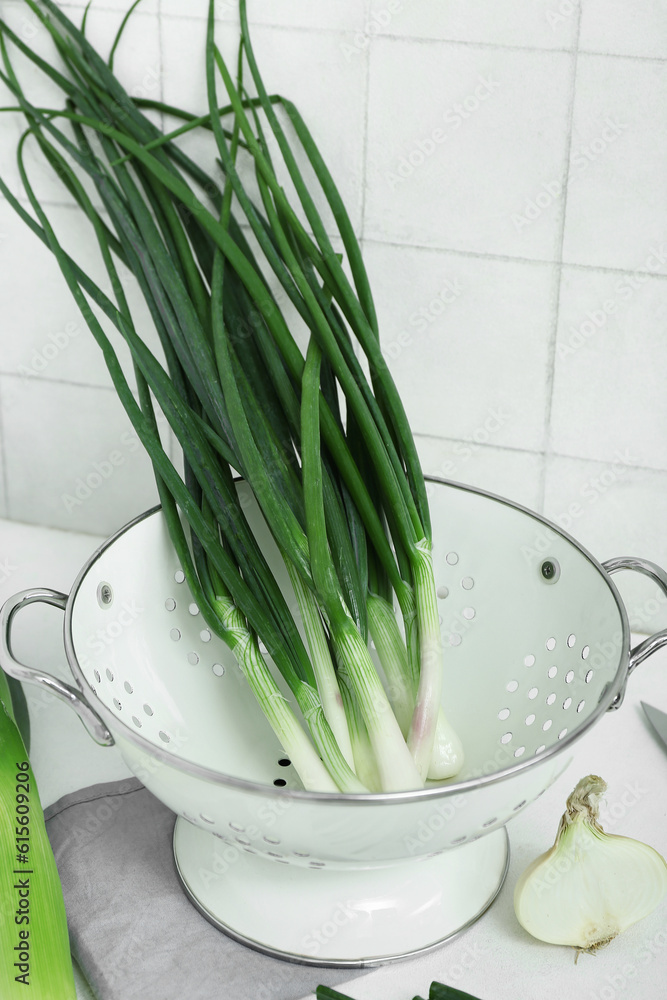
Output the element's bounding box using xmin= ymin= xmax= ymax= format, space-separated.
xmin=173 ymin=818 xmax=509 ymax=966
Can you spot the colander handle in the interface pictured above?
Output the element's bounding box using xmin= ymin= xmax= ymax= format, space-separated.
xmin=0 ymin=588 xmax=114 ymax=746
xmin=603 ymin=557 xmax=667 ymax=709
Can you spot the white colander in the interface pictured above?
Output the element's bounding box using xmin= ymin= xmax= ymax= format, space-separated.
xmin=2 ymin=478 xmax=666 ymax=966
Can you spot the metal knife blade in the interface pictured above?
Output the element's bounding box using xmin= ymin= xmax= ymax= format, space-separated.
xmin=641 ymin=702 xmax=667 ymax=752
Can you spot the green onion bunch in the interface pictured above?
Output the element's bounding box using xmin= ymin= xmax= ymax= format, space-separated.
xmin=0 ymin=0 xmax=464 ymax=792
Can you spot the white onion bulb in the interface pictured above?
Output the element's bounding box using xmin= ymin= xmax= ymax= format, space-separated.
xmin=514 ymin=775 xmax=667 ymax=955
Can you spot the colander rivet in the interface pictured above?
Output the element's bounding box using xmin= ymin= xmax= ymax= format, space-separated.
xmin=541 ymin=560 xmax=559 ymax=582
xmin=97 ymin=582 xmax=113 ymax=607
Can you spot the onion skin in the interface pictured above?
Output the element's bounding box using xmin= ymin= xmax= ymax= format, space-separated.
xmin=513 ymin=775 xmax=667 ymax=956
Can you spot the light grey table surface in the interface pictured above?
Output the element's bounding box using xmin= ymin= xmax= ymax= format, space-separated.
xmin=1 ymin=516 xmax=666 ymax=1000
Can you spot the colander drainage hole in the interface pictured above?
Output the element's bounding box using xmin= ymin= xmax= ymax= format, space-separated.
xmin=113 ymin=699 xmax=122 ymax=712
xmin=563 ymin=697 xmax=572 ymax=710
xmin=187 ymin=652 xmax=199 ymax=665
xmin=170 ymin=628 xmax=181 ymax=642
xmin=582 ymin=645 xmax=590 ymax=659
xmin=450 ymin=836 xmax=466 ymax=845
xmin=143 ymin=704 xmax=154 ymax=716
xmin=548 ymin=665 xmax=558 ymax=679
xmin=189 ymin=603 xmax=199 ymax=616
xmin=174 ymin=570 xmax=185 ymax=584
xmin=524 ymin=654 xmax=535 ymax=667
xmin=542 ymin=720 xmax=552 ymax=732
xmin=105 ymin=668 xmax=114 ymax=682
xmin=500 ymin=732 xmax=512 ymax=744
xmin=546 ymin=693 xmax=556 ymax=706
xmin=165 ymin=598 xmax=176 ymax=611
xmin=200 ymin=813 xmax=214 ymax=824
xmin=585 ymin=670 xmax=593 ymax=683
xmin=513 ymin=800 xmax=527 ymax=811
xmin=567 ymin=633 xmax=576 ymax=647
xmin=498 ymin=708 xmax=510 ymax=721
xmin=446 ymin=551 xmax=459 ymax=565
xmin=546 ymin=637 xmax=556 ymax=651
xmin=461 ymin=576 xmax=474 ymax=590
xmin=482 ymin=817 xmax=497 ymax=828
xmin=449 ymin=633 xmax=462 ymax=647
xmin=462 ymin=607 xmax=475 ymax=620
xmin=212 ymin=663 xmax=225 ymax=677
xmin=577 ymin=699 xmax=586 ymax=712
xmin=273 ymin=779 xmax=287 ymax=787
xmin=124 ymin=681 xmax=133 ymax=694
xmin=278 ymin=758 xmax=291 ymax=767
xmin=158 ymin=731 xmax=170 ymax=743
xmin=436 ymin=585 xmax=449 ymax=599
xmin=525 ymin=714 xmax=535 ymax=726
xmin=514 ymin=746 xmax=525 ymax=758
xmin=132 ymin=716 xmax=142 ymax=728
xmin=528 ymin=687 xmax=538 ymax=700
xmin=536 ymin=745 xmax=546 ymax=755
xmin=558 ymin=728 xmax=568 ymax=740
xmin=200 ymin=630 xmax=211 ymax=643
xmin=506 ymin=680 xmax=519 ymax=693
xmin=94 ymin=670 xmax=101 ymax=684
xmin=565 ymin=670 xmax=574 ymax=683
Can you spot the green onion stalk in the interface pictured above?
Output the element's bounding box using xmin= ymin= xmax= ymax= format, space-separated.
xmin=0 ymin=675 xmax=77 ymax=998
xmin=0 ymin=0 xmax=464 ymax=792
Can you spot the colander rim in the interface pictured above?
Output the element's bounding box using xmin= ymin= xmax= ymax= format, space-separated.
xmin=63 ymin=475 xmax=630 ymax=804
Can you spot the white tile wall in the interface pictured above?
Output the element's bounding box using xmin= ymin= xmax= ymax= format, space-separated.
xmin=0 ymin=1 xmax=665 ymax=642
xmin=580 ymin=0 xmax=667 ymax=59
xmin=544 ymin=454 xmax=667 ymax=634
xmin=364 ymin=40 xmax=573 ymax=260
xmin=550 ymin=265 xmax=667 ymax=469
xmin=563 ymin=55 xmax=667 ymax=271
xmin=0 ymin=376 xmax=160 ymax=535
xmin=363 ymin=242 xmax=556 ymax=451
xmin=367 ymin=0 xmax=580 ymax=50
xmin=416 ymin=435 xmax=543 ymax=511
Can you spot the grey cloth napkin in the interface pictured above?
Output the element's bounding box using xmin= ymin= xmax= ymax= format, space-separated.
xmin=45 ymin=779 xmax=368 ymax=1000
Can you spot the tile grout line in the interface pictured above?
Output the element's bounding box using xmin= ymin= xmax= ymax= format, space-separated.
xmin=144 ymin=11 xmax=667 ymax=65
xmin=344 ymin=235 xmax=667 ymax=281
xmin=32 ymin=3 xmax=667 ymax=62
xmin=537 ymin=8 xmax=583 ymax=515
xmin=9 ymin=189 xmax=665 ymax=282
xmin=413 ymin=432 xmax=667 ymax=478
